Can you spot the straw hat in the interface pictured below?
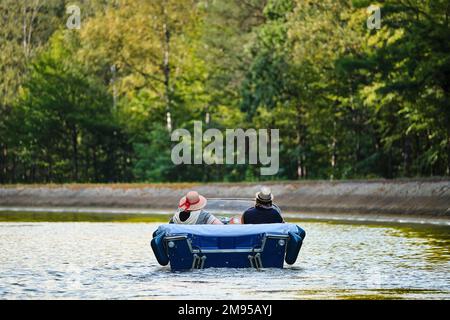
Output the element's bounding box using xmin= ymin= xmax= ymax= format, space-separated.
xmin=178 ymin=191 xmax=207 ymax=211
xmin=255 ymin=186 xmax=274 ymax=202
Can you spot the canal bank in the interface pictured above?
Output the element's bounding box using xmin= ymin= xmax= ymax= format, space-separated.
xmin=0 ymin=180 xmax=449 ymax=225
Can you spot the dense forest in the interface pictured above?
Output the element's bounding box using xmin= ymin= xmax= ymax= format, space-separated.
xmin=0 ymin=0 xmax=449 ymax=183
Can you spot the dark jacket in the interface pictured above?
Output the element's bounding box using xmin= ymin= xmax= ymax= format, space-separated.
xmin=242 ymin=204 xmax=283 ymax=224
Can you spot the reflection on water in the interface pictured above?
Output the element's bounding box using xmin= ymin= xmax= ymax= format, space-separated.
xmin=0 ymin=222 xmax=448 ymax=299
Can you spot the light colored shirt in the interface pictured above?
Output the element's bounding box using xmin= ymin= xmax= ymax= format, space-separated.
xmin=171 ymin=209 xmax=218 ymax=225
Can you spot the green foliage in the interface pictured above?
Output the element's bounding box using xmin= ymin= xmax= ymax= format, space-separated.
xmin=1 ymin=0 xmax=449 ymax=183
xmin=8 ymin=30 xmax=130 ymax=182
xmin=133 ymin=125 xmax=174 ymax=181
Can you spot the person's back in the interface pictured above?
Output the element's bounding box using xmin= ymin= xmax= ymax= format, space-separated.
xmin=170 ymin=209 xmax=221 ymax=225
xmin=242 ymin=187 xmax=284 ymax=224
xmin=170 ymin=191 xmax=222 ymax=225
xmin=242 ymin=205 xmax=283 ymax=224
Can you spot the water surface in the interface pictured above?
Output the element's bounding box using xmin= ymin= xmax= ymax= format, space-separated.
xmin=0 ymin=221 xmax=448 ymax=299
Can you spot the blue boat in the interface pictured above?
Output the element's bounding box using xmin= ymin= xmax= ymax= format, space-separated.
xmin=151 ymin=219 xmax=306 ymax=271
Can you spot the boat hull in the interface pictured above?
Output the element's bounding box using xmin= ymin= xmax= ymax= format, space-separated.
xmin=151 ymin=223 xmax=305 ymax=271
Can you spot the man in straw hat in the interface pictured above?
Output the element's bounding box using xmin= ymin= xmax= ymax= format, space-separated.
xmin=170 ymin=191 xmax=223 ymax=225
xmin=241 ymin=187 xmax=284 ymax=224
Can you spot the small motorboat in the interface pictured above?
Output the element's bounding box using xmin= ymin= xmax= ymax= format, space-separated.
xmin=151 ymin=199 xmax=306 ymax=271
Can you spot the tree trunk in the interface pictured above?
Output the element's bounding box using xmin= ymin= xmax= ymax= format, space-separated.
xmin=296 ymin=104 xmax=306 ymax=179
xmin=162 ymin=0 xmax=172 ymax=132
xmin=92 ymin=147 xmax=98 ymax=182
xmin=11 ymin=154 xmax=15 ymax=183
xmin=110 ymin=65 xmax=118 ymax=111
xmin=387 ymin=150 xmax=393 ymax=179
xmin=0 ymin=144 xmax=5 ymax=183
xmin=48 ymin=154 xmax=53 ymax=183
xmin=445 ymin=138 xmax=450 ymax=176
xmin=31 ymin=163 xmax=36 ymax=183
xmin=84 ymin=146 xmax=89 ymax=182
xmin=22 ymin=0 xmax=41 ymax=60
xmin=71 ymin=126 xmax=79 ymax=181
xmin=403 ymin=135 xmax=413 ymax=176
xmin=330 ymin=121 xmax=337 ymax=180
xmin=447 ymin=135 xmax=450 ymax=176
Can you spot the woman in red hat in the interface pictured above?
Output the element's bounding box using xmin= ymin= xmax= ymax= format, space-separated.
xmin=169 ymin=191 xmax=223 ymax=225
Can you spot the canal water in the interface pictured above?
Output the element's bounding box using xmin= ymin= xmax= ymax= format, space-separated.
xmin=0 ymin=221 xmax=449 ymax=299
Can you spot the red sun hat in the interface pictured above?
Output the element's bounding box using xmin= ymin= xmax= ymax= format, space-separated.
xmin=178 ymin=191 xmax=207 ymax=212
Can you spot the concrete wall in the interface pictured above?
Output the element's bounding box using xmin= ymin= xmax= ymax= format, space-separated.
xmin=0 ymin=180 xmax=449 ymax=217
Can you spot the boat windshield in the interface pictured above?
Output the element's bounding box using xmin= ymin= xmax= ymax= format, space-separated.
xmin=205 ymin=198 xmax=254 ymax=215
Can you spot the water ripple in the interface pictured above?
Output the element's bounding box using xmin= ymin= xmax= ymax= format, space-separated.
xmin=0 ymin=222 xmax=449 ymax=299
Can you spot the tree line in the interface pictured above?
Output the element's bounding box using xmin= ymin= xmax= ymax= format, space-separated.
xmin=0 ymin=0 xmax=449 ymax=183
